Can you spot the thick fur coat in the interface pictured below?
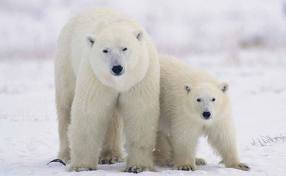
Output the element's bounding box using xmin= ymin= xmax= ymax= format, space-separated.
xmin=154 ymin=55 xmax=249 ymax=171
xmin=55 ymin=8 xmax=160 ymax=173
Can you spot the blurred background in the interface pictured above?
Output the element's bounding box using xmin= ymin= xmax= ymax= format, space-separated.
xmin=1 ymin=0 xmax=286 ymax=60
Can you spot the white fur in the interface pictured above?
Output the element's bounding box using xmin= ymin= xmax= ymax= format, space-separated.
xmin=155 ymin=55 xmax=249 ymax=171
xmin=55 ymin=8 xmax=160 ymax=172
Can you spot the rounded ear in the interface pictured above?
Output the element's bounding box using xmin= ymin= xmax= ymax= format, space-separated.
xmin=86 ymin=34 xmax=95 ymax=47
xmin=220 ymin=82 xmax=229 ymax=93
xmin=134 ymin=30 xmax=143 ymax=41
xmin=185 ymin=85 xmax=191 ymax=94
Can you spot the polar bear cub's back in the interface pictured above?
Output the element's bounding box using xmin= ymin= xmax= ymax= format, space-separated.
xmin=160 ymin=54 xmax=219 ymax=91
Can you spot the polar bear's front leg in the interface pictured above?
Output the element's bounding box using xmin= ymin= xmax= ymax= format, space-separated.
xmin=120 ymin=85 xmax=159 ymax=173
xmin=99 ymin=111 xmax=123 ymax=164
xmin=171 ymin=121 xmax=200 ymax=171
xmin=68 ymin=67 xmax=119 ymax=171
xmin=69 ymin=93 xmax=118 ymax=171
xmin=207 ymin=119 xmax=250 ymax=171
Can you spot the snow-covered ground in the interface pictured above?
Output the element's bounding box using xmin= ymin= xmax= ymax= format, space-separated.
xmin=1 ymin=0 xmax=286 ymax=175
xmin=0 ymin=49 xmax=286 ymax=176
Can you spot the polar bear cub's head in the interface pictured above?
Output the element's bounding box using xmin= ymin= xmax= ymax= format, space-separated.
xmin=86 ymin=25 xmax=149 ymax=92
xmin=184 ymin=82 xmax=229 ymax=121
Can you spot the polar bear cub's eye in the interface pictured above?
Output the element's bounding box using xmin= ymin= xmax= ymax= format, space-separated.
xmin=197 ymin=98 xmax=201 ymax=102
xmin=102 ymin=49 xmax=109 ymax=53
xmin=211 ymin=98 xmax=216 ymax=102
xmin=122 ymin=47 xmax=128 ymax=51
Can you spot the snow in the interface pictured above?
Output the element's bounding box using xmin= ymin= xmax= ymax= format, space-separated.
xmin=0 ymin=49 xmax=286 ymax=176
xmin=1 ymin=0 xmax=286 ymax=175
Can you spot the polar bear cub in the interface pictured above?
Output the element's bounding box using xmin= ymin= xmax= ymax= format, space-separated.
xmin=154 ymin=55 xmax=249 ymax=171
xmin=55 ymin=8 xmax=160 ymax=173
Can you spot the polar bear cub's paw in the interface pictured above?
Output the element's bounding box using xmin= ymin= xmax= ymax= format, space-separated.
xmin=99 ymin=150 xmax=123 ymax=164
xmin=221 ymin=160 xmax=250 ymax=171
xmin=176 ymin=164 xmax=196 ymax=171
xmin=233 ymin=163 xmax=250 ymax=171
xmin=195 ymin=158 xmax=206 ymax=166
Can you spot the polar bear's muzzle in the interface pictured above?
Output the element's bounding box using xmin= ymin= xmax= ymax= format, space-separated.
xmin=202 ymin=111 xmax=211 ymax=120
xmin=111 ymin=65 xmax=124 ymax=76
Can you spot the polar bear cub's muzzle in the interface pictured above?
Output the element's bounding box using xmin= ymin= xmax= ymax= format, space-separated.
xmin=202 ymin=111 xmax=212 ymax=120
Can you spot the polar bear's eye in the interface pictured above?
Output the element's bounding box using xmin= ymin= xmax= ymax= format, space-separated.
xmin=122 ymin=47 xmax=128 ymax=51
xmin=212 ymin=98 xmax=216 ymax=102
xmin=197 ymin=98 xmax=201 ymax=102
xmin=102 ymin=49 xmax=109 ymax=53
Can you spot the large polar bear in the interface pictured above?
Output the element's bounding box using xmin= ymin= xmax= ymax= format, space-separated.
xmin=154 ymin=55 xmax=249 ymax=171
xmin=54 ymin=8 xmax=160 ymax=173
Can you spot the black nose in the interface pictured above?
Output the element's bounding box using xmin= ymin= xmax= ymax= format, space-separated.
xmin=202 ymin=111 xmax=211 ymax=119
xmin=111 ymin=65 xmax=123 ymax=76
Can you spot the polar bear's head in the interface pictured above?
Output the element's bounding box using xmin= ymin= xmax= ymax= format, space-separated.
xmin=85 ymin=25 xmax=149 ymax=92
xmin=184 ymin=82 xmax=229 ymax=121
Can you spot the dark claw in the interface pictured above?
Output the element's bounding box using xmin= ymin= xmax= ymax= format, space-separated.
xmin=48 ymin=159 xmax=66 ymax=166
xmin=182 ymin=166 xmax=190 ymax=171
xmin=125 ymin=166 xmax=144 ymax=173
xmin=178 ymin=165 xmax=194 ymax=171
xmin=240 ymin=164 xmax=250 ymax=170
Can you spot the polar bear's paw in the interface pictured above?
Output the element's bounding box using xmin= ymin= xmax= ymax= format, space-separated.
xmin=195 ymin=158 xmax=206 ymax=166
xmin=176 ymin=164 xmax=196 ymax=171
xmin=233 ymin=163 xmax=250 ymax=171
xmin=99 ymin=151 xmax=123 ymax=164
xmin=68 ymin=165 xmax=97 ymax=172
xmin=124 ymin=165 xmax=151 ymax=173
